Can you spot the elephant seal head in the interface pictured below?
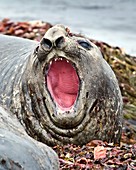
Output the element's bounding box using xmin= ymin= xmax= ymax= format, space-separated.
xmin=20 ymin=25 xmax=123 ymax=146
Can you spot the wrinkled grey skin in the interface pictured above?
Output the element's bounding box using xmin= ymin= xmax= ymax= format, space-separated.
xmin=0 ymin=35 xmax=59 ymax=169
xmin=0 ymin=25 xmax=123 ymax=147
xmin=0 ymin=106 xmax=59 ymax=170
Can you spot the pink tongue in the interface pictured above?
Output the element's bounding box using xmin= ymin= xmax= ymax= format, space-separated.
xmin=47 ymin=59 xmax=79 ymax=110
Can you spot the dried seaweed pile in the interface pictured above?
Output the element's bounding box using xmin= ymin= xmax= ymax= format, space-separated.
xmin=0 ymin=19 xmax=136 ymax=169
xmin=0 ymin=18 xmax=52 ymax=40
xmin=54 ymin=140 xmax=136 ymax=169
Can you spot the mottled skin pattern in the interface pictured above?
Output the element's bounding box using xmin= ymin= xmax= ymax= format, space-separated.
xmin=0 ymin=25 xmax=123 ymax=147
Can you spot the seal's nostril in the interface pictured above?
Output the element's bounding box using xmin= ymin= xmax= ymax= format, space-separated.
xmin=55 ymin=36 xmax=65 ymax=48
xmin=41 ymin=38 xmax=52 ymax=50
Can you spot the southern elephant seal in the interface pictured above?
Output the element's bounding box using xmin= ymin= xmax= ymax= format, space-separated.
xmin=0 ymin=25 xmax=123 ymax=147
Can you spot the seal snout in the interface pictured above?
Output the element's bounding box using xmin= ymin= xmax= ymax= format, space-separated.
xmin=41 ymin=38 xmax=52 ymax=50
xmin=41 ymin=25 xmax=67 ymax=51
xmin=55 ymin=36 xmax=65 ymax=48
xmin=41 ymin=35 xmax=65 ymax=51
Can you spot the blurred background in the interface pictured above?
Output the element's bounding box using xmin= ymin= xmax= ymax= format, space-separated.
xmin=0 ymin=0 xmax=136 ymax=55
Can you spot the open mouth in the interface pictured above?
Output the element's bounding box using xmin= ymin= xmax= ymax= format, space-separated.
xmin=46 ymin=57 xmax=79 ymax=111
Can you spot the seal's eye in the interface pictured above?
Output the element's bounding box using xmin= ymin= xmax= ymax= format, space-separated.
xmin=77 ymin=40 xmax=92 ymax=50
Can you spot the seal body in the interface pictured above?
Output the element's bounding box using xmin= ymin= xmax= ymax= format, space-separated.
xmin=0 ymin=106 xmax=59 ymax=170
xmin=0 ymin=25 xmax=123 ymax=146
